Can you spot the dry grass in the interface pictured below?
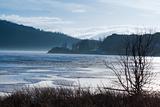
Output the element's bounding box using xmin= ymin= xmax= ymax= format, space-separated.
xmin=0 ymin=87 xmax=160 ymax=107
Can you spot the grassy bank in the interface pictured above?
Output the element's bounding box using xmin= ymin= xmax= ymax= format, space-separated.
xmin=0 ymin=87 xmax=160 ymax=107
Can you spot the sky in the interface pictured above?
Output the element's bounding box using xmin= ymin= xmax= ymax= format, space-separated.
xmin=1 ymin=0 xmax=160 ymax=38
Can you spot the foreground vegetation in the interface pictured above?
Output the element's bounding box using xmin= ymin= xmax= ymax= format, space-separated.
xmin=1 ymin=87 xmax=160 ymax=107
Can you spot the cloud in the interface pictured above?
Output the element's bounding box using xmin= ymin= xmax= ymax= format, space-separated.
xmin=0 ymin=14 xmax=74 ymax=33
xmin=43 ymin=0 xmax=90 ymax=13
xmin=0 ymin=0 xmax=89 ymax=14
xmin=99 ymin=0 xmax=160 ymax=14
xmin=70 ymin=25 xmax=160 ymax=39
xmin=71 ymin=9 xmax=86 ymax=13
xmin=0 ymin=14 xmax=73 ymax=24
xmin=47 ymin=1 xmax=89 ymax=13
xmin=67 ymin=4 xmax=87 ymax=13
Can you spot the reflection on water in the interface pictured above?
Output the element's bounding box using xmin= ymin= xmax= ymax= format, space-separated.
xmin=0 ymin=51 xmax=160 ymax=94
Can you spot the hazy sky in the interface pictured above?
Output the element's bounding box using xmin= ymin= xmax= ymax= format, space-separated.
xmin=1 ymin=0 xmax=160 ymax=37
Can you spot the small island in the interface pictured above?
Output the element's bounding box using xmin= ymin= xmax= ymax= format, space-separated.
xmin=48 ymin=39 xmax=106 ymax=54
xmin=48 ymin=47 xmax=74 ymax=54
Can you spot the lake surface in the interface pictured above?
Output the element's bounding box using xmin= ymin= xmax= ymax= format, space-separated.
xmin=0 ymin=51 xmax=160 ymax=94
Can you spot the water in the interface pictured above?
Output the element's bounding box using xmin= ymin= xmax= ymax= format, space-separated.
xmin=0 ymin=51 xmax=160 ymax=94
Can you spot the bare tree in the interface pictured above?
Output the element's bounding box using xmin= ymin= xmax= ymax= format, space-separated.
xmin=106 ymin=33 xmax=154 ymax=95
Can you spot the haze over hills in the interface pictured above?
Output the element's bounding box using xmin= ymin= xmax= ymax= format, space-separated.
xmin=77 ymin=26 xmax=157 ymax=40
xmin=0 ymin=20 xmax=79 ymax=51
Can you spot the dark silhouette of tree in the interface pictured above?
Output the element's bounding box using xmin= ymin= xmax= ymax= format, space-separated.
xmin=106 ymin=33 xmax=154 ymax=96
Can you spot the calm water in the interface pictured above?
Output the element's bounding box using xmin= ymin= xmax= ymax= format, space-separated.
xmin=0 ymin=51 xmax=160 ymax=94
